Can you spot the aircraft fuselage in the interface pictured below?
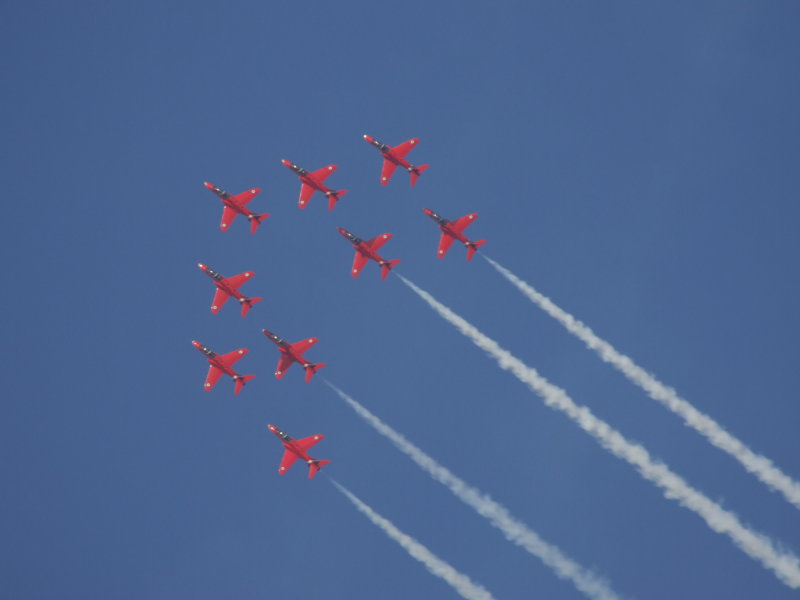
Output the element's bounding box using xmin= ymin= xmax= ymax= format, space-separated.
xmin=197 ymin=263 xmax=255 ymax=307
xmin=192 ymin=341 xmax=240 ymax=379
xmin=364 ymin=135 xmax=422 ymax=174
xmin=338 ymin=227 xmax=389 ymax=265
xmin=262 ymin=330 xmax=311 ymax=366
xmin=205 ymin=182 xmax=260 ymax=220
xmin=282 ymin=160 xmax=336 ymax=196
xmin=268 ymin=424 xmax=323 ymax=467
xmin=425 ymin=209 xmax=471 ymax=246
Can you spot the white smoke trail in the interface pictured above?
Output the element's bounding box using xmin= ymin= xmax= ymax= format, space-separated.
xmin=483 ymin=255 xmax=800 ymax=511
xmin=397 ymin=274 xmax=800 ymax=589
xmin=331 ymin=480 xmax=496 ymax=600
xmin=326 ymin=381 xmax=622 ymax=600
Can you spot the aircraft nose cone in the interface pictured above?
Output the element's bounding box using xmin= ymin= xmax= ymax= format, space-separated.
xmin=198 ymin=263 xmax=205 ymax=269
xmin=281 ymin=159 xmax=290 ymax=167
xmin=204 ymin=182 xmax=213 ymax=189
xmin=191 ymin=340 xmax=200 ymax=347
xmin=363 ymin=134 xmax=371 ymax=141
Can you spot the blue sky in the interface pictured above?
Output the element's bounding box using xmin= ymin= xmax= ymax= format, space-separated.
xmin=2 ymin=2 xmax=799 ymax=598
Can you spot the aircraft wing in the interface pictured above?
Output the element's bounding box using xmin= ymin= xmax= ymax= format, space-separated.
xmin=290 ymin=338 xmax=318 ymax=355
xmin=437 ymin=232 xmax=456 ymax=258
xmin=218 ymin=348 xmax=248 ymax=366
xmin=311 ymin=164 xmax=337 ymax=182
xmin=351 ymin=252 xmax=369 ymax=277
xmin=211 ymin=288 xmax=231 ymax=314
xmin=204 ymin=365 xmax=224 ymax=391
xmin=223 ymin=271 xmax=254 ymax=290
xmin=366 ymin=233 xmax=392 ymax=252
xmin=391 ymin=138 xmax=419 ymax=159
xmin=278 ymin=448 xmax=299 ymax=474
xmin=380 ymin=159 xmax=398 ymax=185
xmin=220 ymin=206 xmax=238 ymax=231
xmin=451 ymin=213 xmax=478 ymax=233
xmin=295 ymin=434 xmax=324 ymax=452
xmin=274 ymin=354 xmax=294 ymax=379
xmin=230 ymin=188 xmax=260 ymax=207
xmin=298 ymin=183 xmax=316 ymax=209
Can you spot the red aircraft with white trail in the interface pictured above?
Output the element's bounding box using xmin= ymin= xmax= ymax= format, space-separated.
xmin=281 ymin=159 xmax=348 ymax=211
xmin=191 ymin=340 xmax=255 ymax=395
xmin=261 ymin=329 xmax=326 ymax=383
xmin=197 ymin=263 xmax=262 ymax=317
xmin=203 ymin=182 xmax=270 ymax=234
xmin=338 ymin=227 xmax=400 ymax=280
xmin=363 ymin=134 xmax=429 ymax=186
xmin=267 ymin=424 xmax=330 ymax=479
xmin=423 ymin=208 xmax=487 ymax=261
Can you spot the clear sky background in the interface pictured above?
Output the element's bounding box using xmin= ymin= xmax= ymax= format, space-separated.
xmin=2 ymin=2 xmax=799 ymax=599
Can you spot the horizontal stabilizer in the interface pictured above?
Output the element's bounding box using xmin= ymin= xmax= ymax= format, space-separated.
xmin=381 ymin=259 xmax=401 ymax=280
xmin=308 ymin=459 xmax=331 ymax=479
xmin=410 ymin=164 xmax=430 ymax=186
xmin=250 ymin=213 xmax=270 ymax=234
xmin=466 ymin=240 xmax=487 ymax=261
xmin=234 ymin=374 xmax=256 ymax=395
xmin=241 ymin=297 xmax=263 ymax=318
xmin=304 ymin=363 xmax=327 ymax=383
xmin=328 ymin=189 xmax=348 ymax=211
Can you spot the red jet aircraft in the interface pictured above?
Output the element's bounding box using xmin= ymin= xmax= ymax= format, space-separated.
xmin=338 ymin=227 xmax=400 ymax=280
xmin=197 ymin=263 xmax=262 ymax=317
xmin=424 ymin=208 xmax=487 ymax=261
xmin=363 ymin=135 xmax=430 ymax=186
xmin=203 ymin=182 xmax=270 ymax=234
xmin=191 ymin=340 xmax=255 ymax=395
xmin=281 ymin=159 xmax=348 ymax=211
xmin=267 ymin=424 xmax=330 ymax=479
xmin=261 ymin=329 xmax=326 ymax=383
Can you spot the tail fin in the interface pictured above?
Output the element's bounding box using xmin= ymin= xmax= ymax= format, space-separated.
xmin=250 ymin=213 xmax=271 ymax=234
xmin=234 ymin=374 xmax=256 ymax=395
xmin=410 ymin=164 xmax=430 ymax=186
xmin=304 ymin=362 xmax=327 ymax=383
xmin=328 ymin=190 xmax=348 ymax=211
xmin=466 ymin=240 xmax=487 ymax=261
xmin=241 ymin=297 xmax=263 ymax=318
xmin=308 ymin=459 xmax=331 ymax=479
xmin=380 ymin=259 xmax=401 ymax=280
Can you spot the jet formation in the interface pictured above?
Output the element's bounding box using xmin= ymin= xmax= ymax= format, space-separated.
xmin=194 ymin=135 xmax=486 ymax=478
